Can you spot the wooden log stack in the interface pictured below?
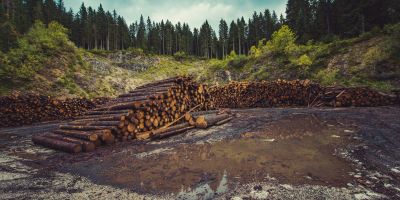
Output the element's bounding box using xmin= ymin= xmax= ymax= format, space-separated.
xmin=32 ymin=76 xmax=220 ymax=153
xmin=210 ymin=79 xmax=321 ymax=108
xmin=0 ymin=92 xmax=108 ymax=127
xmin=315 ymin=86 xmax=398 ymax=107
xmin=209 ymin=80 xmax=399 ymax=108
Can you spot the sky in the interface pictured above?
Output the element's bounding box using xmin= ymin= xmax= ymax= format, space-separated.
xmin=64 ymin=0 xmax=287 ymax=30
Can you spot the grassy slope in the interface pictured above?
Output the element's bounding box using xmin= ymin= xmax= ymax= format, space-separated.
xmin=206 ymin=33 xmax=399 ymax=91
xmin=1 ymin=33 xmax=398 ymax=98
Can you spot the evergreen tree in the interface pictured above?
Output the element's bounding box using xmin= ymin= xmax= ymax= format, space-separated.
xmin=0 ymin=4 xmax=17 ymax=51
xmin=136 ymin=15 xmax=146 ymax=50
xmin=286 ymin=0 xmax=312 ymax=42
xmin=193 ymin=28 xmax=199 ymax=56
xmin=218 ymin=19 xmax=228 ymax=58
xmin=228 ymin=20 xmax=237 ymax=54
xmin=128 ymin=22 xmax=137 ymax=47
xmin=199 ymin=20 xmax=212 ymax=58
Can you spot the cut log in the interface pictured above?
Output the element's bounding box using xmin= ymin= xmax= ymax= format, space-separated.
xmin=53 ymin=129 xmax=99 ymax=141
xmin=215 ymin=116 xmax=233 ymax=126
xmin=85 ymin=110 xmax=130 ymax=116
xmin=44 ymin=132 xmax=95 ymax=152
xmin=136 ymin=131 xmax=151 ymax=140
xmin=152 ymin=126 xmax=195 ymax=140
xmin=59 ymin=125 xmax=115 ymax=132
xmin=68 ymin=121 xmax=120 ymax=126
xmin=32 ymin=135 xmax=82 ymax=153
xmin=74 ymin=114 xmax=123 ymax=120
xmin=151 ymin=122 xmax=190 ymax=136
xmin=195 ymin=113 xmax=230 ymax=129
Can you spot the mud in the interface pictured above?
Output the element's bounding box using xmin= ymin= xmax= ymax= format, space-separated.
xmin=0 ymin=107 xmax=400 ymax=199
xmin=71 ymin=115 xmax=353 ymax=195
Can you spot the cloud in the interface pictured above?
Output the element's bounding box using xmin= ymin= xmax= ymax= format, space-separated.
xmin=64 ymin=0 xmax=287 ymax=30
xmin=152 ymin=2 xmax=234 ymax=28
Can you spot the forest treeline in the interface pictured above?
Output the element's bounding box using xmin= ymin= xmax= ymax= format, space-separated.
xmin=1 ymin=0 xmax=399 ymax=59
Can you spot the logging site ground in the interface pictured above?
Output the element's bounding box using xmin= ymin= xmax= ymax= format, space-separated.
xmin=1 ymin=107 xmax=400 ymax=199
xmin=1 ymin=1 xmax=400 ymax=199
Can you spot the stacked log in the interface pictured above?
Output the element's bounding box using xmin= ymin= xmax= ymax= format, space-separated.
xmin=32 ymin=76 xmax=217 ymax=153
xmin=210 ymin=80 xmax=399 ymax=108
xmin=109 ymin=76 xmax=214 ymax=141
xmin=0 ymin=92 xmax=108 ymax=127
xmin=210 ymin=79 xmax=321 ymax=108
xmin=316 ymin=86 xmax=398 ymax=107
xmin=150 ymin=110 xmax=233 ymax=139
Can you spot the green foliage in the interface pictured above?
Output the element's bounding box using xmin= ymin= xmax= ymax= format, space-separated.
xmin=297 ymin=54 xmax=313 ymax=68
xmin=173 ymin=51 xmax=187 ymax=61
xmin=264 ymin=25 xmax=298 ymax=55
xmin=227 ymin=55 xmax=248 ymax=69
xmin=127 ymin=47 xmax=145 ymax=56
xmin=56 ymin=74 xmax=88 ymax=97
xmin=226 ymin=50 xmax=247 ymax=69
xmin=362 ymin=47 xmax=389 ymax=68
xmin=383 ymin=23 xmax=400 ymax=58
xmin=89 ymin=49 xmax=112 ymax=57
xmin=0 ymin=21 xmax=79 ymax=82
xmin=227 ymin=50 xmax=237 ymax=59
xmin=315 ymin=68 xmax=339 ymax=85
xmin=249 ymin=45 xmax=261 ymax=58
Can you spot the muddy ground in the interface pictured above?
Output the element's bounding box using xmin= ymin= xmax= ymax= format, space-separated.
xmin=0 ymin=107 xmax=399 ymax=199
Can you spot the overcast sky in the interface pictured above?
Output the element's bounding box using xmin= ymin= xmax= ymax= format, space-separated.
xmin=64 ymin=0 xmax=286 ymax=29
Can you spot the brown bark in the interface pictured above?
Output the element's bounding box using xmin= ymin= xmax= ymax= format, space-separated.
xmin=195 ymin=113 xmax=230 ymax=129
xmin=152 ymin=126 xmax=195 ymax=140
xmin=44 ymin=133 xmax=96 ymax=152
xmin=32 ymin=135 xmax=82 ymax=153
xmin=53 ymin=129 xmax=99 ymax=142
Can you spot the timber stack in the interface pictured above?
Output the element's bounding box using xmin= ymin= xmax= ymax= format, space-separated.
xmin=0 ymin=92 xmax=108 ymax=128
xmin=210 ymin=79 xmax=321 ymax=108
xmin=314 ymin=86 xmax=398 ymax=107
xmin=32 ymin=76 xmax=227 ymax=154
xmin=210 ymin=80 xmax=399 ymax=108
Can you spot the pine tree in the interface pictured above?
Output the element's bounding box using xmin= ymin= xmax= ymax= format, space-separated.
xmin=128 ymin=22 xmax=136 ymax=48
xmin=199 ymin=20 xmax=212 ymax=58
xmin=33 ymin=0 xmax=44 ymax=23
xmin=218 ymin=19 xmax=228 ymax=58
xmin=136 ymin=15 xmax=146 ymax=50
xmin=96 ymin=4 xmax=106 ymax=49
xmin=105 ymin=11 xmax=113 ymax=50
xmin=43 ymin=0 xmax=57 ymax=24
xmin=228 ymin=20 xmax=237 ymax=54
xmin=77 ymin=3 xmax=87 ymax=48
xmin=193 ymin=28 xmax=199 ymax=56
xmin=0 ymin=4 xmax=17 ymax=52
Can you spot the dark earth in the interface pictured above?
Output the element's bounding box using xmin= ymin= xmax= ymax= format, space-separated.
xmin=0 ymin=107 xmax=399 ymax=199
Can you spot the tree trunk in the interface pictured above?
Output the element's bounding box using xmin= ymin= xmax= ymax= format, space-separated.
xmin=195 ymin=113 xmax=230 ymax=129
xmin=32 ymin=135 xmax=82 ymax=153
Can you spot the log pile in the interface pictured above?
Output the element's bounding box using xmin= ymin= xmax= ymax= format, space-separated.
xmin=210 ymin=80 xmax=399 ymax=108
xmin=31 ymin=77 xmax=397 ymax=154
xmin=32 ymin=77 xmax=223 ymax=153
xmin=0 ymin=92 xmax=108 ymax=127
xmin=315 ymin=86 xmax=398 ymax=107
xmin=210 ymin=79 xmax=321 ymax=108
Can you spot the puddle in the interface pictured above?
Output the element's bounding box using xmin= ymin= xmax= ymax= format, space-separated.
xmin=67 ymin=115 xmax=356 ymax=196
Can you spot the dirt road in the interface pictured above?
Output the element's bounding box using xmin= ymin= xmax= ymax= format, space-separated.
xmin=0 ymin=107 xmax=399 ymax=199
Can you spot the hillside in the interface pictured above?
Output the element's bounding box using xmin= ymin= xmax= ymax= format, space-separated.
xmin=0 ymin=22 xmax=399 ymax=98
